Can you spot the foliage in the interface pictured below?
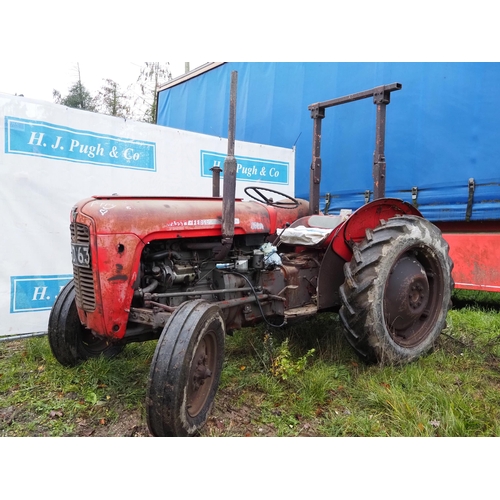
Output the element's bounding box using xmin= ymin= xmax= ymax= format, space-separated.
xmin=53 ymin=63 xmax=96 ymax=111
xmin=93 ymin=78 xmax=131 ymax=118
xmin=265 ymin=336 xmax=315 ymax=381
xmin=135 ymin=62 xmax=172 ymax=123
xmin=51 ymin=62 xmax=174 ymax=122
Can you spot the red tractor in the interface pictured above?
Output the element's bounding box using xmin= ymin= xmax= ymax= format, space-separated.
xmin=48 ymin=75 xmax=453 ymax=436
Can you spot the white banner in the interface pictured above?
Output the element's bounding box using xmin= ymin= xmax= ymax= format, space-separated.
xmin=0 ymin=93 xmax=295 ymax=336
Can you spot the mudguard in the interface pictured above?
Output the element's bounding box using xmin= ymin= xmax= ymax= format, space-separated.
xmin=317 ymin=198 xmax=422 ymax=310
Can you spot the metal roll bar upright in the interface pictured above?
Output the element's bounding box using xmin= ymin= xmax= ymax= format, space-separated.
xmin=307 ymin=82 xmax=402 ymax=215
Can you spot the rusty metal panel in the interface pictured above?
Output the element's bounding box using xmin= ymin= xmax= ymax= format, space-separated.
xmin=78 ymin=196 xmax=309 ymax=241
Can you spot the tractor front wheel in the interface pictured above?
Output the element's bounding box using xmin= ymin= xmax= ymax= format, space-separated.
xmin=339 ymin=215 xmax=453 ymax=365
xmin=48 ymin=280 xmax=124 ymax=366
xmin=146 ymin=299 xmax=225 ymax=437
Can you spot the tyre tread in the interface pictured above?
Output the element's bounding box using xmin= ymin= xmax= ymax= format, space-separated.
xmin=339 ymin=215 xmax=453 ymax=365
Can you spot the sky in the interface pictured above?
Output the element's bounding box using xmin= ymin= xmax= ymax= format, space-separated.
xmin=1 ymin=62 xmax=208 ymax=104
xmin=1 ymin=0 xmax=496 ymax=106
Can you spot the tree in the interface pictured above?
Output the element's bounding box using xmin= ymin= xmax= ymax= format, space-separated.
xmin=94 ymin=78 xmax=131 ymax=118
xmin=136 ymin=62 xmax=172 ymax=123
xmin=53 ymin=63 xmax=95 ymax=111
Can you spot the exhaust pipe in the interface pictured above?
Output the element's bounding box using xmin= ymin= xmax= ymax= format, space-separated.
xmin=216 ymin=71 xmax=238 ymax=259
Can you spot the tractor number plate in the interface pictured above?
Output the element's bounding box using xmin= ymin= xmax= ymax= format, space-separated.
xmin=71 ymin=243 xmax=91 ymax=268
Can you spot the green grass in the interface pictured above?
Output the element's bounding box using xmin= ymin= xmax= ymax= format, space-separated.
xmin=0 ymin=339 xmax=156 ymax=436
xmin=1 ymin=289 xmax=499 ymax=436
xmin=209 ymin=290 xmax=500 ymax=437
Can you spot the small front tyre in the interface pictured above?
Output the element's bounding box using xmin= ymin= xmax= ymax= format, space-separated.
xmin=146 ymin=299 xmax=226 ymax=437
xmin=48 ymin=280 xmax=124 ymax=366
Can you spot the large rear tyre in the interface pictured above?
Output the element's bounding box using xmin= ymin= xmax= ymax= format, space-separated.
xmin=339 ymin=215 xmax=453 ymax=365
xmin=48 ymin=280 xmax=124 ymax=366
xmin=146 ymin=299 xmax=225 ymax=437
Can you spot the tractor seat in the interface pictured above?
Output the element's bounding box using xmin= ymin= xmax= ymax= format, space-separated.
xmin=277 ymin=213 xmax=347 ymax=246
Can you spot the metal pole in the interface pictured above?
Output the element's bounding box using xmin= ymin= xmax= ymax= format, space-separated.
xmin=210 ymin=165 xmax=222 ymax=197
xmin=373 ymin=92 xmax=388 ymax=199
xmin=309 ymin=107 xmax=324 ymax=215
xmin=0 ymin=331 xmax=47 ymax=342
xmin=222 ymin=71 xmax=238 ymax=243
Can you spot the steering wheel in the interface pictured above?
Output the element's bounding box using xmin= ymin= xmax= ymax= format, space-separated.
xmin=244 ymin=187 xmax=300 ymax=209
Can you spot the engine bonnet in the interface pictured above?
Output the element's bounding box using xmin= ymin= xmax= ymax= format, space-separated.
xmin=74 ymin=195 xmax=309 ymax=239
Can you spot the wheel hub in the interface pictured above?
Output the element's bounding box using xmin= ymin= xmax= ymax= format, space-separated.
xmin=187 ymin=334 xmax=216 ymax=417
xmin=192 ymin=353 xmax=212 ymax=391
xmin=385 ymin=254 xmax=430 ymax=334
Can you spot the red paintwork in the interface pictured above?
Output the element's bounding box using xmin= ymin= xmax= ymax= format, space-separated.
xmin=434 ymin=221 xmax=500 ymax=292
xmin=73 ymin=194 xmax=451 ymax=339
xmin=76 ymin=196 xmax=309 ymax=240
xmin=74 ymin=196 xmax=310 ymax=339
xmin=441 ymin=232 xmax=500 ymax=292
xmin=330 ymin=198 xmax=422 ymax=261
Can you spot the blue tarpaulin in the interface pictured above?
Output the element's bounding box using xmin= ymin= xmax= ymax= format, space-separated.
xmin=157 ymin=62 xmax=500 ymax=221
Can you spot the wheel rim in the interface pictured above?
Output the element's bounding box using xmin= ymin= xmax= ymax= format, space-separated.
xmin=384 ymin=248 xmax=444 ymax=348
xmin=187 ymin=329 xmax=218 ymax=417
xmin=80 ymin=325 xmax=112 ymax=355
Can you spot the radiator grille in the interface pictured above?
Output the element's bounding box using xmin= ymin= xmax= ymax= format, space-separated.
xmin=70 ymin=223 xmax=96 ymax=311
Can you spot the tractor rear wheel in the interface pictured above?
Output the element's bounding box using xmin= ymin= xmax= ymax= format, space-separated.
xmin=146 ymin=299 xmax=225 ymax=437
xmin=48 ymin=280 xmax=124 ymax=366
xmin=339 ymin=215 xmax=453 ymax=365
